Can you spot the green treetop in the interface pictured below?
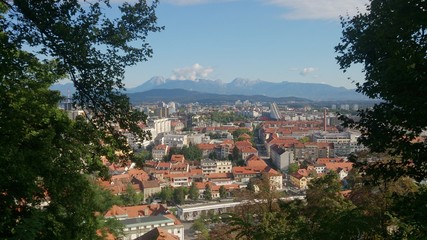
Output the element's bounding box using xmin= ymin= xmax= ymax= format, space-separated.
xmin=0 ymin=0 xmax=162 ymax=238
xmin=336 ymin=0 xmax=427 ymax=181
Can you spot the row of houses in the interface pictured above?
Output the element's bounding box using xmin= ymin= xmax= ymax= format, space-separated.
xmin=100 ymin=152 xmax=282 ymax=204
xmin=290 ymin=157 xmax=354 ymax=189
xmin=145 ymin=154 xmax=282 ymax=191
xmin=153 ymin=138 xmax=258 ymax=161
xmin=258 ymin=120 xmax=366 ymax=171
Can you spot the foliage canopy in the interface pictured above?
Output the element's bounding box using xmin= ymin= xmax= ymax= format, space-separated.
xmin=336 ymin=0 xmax=427 ymax=181
xmin=0 ymin=0 xmax=162 ymax=238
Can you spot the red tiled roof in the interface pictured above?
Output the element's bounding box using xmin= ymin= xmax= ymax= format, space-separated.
xmin=238 ymin=133 xmax=251 ymax=139
xmin=235 ymin=140 xmax=252 ymax=147
xmin=239 ymin=146 xmax=258 ymax=153
xmin=206 ymin=173 xmax=231 ymax=179
xmin=154 ymin=144 xmax=168 ymax=150
xmin=169 ymin=173 xmax=190 ymax=179
xmin=189 ymin=168 xmax=203 ymax=175
xmin=195 ymin=181 xmax=214 ymax=190
xmin=105 ymin=205 xmax=127 ymax=217
xmin=246 ymin=157 xmax=268 ymax=169
xmin=291 ymin=173 xmax=306 ymax=180
xmin=128 ymin=169 xmax=150 ymax=181
xmin=222 ymin=139 xmax=234 ymax=145
xmin=264 ymin=167 xmax=281 ymax=176
xmin=135 ymin=227 xmax=179 ymax=240
xmin=198 ymin=144 xmax=216 ymax=151
xmin=170 ymin=155 xmax=185 ymax=163
xmin=156 ymin=162 xmax=171 ymax=169
xmin=316 ymin=158 xmax=344 ymax=164
xmin=105 ymin=204 xmax=168 ymax=218
xmin=324 ymin=162 xmax=353 ymax=171
xmin=297 ymin=169 xmax=309 ymax=177
xmin=232 ymin=167 xmax=262 ymax=175
xmin=142 ymin=180 xmax=160 ymax=189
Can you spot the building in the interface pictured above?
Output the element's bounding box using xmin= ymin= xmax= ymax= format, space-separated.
xmin=313 ymin=131 xmax=351 ymax=145
xmin=240 ymin=146 xmax=258 ymax=160
xmin=104 ymin=204 xmax=184 ymax=240
xmin=176 ymin=201 xmax=242 ymax=221
xmin=188 ymin=133 xmax=205 ymax=145
xmin=270 ymin=144 xmax=294 ymax=170
xmin=200 ymin=159 xmax=232 ymax=174
xmin=152 ymin=144 xmax=169 ymax=161
xmin=232 ymin=167 xmax=262 ymax=183
xmin=163 ymin=133 xmax=188 ymax=148
xmin=141 ymin=180 xmax=161 ymax=202
xmin=135 ymin=227 xmax=179 ymax=240
xmin=216 ymin=160 xmax=232 ymax=173
xmin=197 ymin=143 xmax=216 ymax=158
xmin=270 ymin=102 xmax=281 ymax=120
xmin=201 ymin=159 xmax=216 ymax=174
xmin=290 ymin=173 xmax=308 ymax=189
xmin=149 ymin=118 xmax=172 ymax=137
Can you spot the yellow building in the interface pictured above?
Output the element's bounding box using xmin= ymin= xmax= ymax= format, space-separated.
xmin=290 ymin=173 xmax=308 ymax=189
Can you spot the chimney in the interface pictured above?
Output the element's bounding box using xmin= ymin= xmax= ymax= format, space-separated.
xmin=324 ymin=108 xmax=327 ymax=132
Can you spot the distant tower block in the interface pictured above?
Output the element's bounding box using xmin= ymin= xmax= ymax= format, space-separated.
xmin=270 ymin=102 xmax=281 ymax=120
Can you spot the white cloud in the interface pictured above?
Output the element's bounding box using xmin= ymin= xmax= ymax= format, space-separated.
xmin=264 ymin=0 xmax=369 ymax=20
xmin=299 ymin=67 xmax=317 ymax=76
xmin=170 ymin=63 xmax=214 ymax=80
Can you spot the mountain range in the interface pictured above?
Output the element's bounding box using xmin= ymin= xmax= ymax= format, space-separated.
xmin=51 ymin=77 xmax=366 ymax=101
xmin=127 ymin=89 xmax=311 ymax=105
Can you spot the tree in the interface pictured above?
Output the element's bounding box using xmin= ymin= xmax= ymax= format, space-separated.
xmin=232 ymin=128 xmax=251 ymax=139
xmin=246 ymin=181 xmax=256 ymax=192
xmin=189 ymin=182 xmax=200 ymax=201
xmin=0 ymin=29 xmax=118 ymax=239
xmin=159 ymin=186 xmax=173 ymax=203
xmin=298 ymin=136 xmax=310 ymax=144
xmin=131 ymin=150 xmax=152 ymax=168
xmin=230 ymin=146 xmax=241 ymax=162
xmin=2 ymin=0 xmax=162 ymax=148
xmin=219 ymin=186 xmax=227 ymax=199
xmin=208 ymin=151 xmax=218 ymax=160
xmin=335 ymin=0 xmax=427 ymax=182
xmin=191 ymin=218 xmax=209 ymax=240
xmin=0 ymin=0 xmax=161 ymax=238
xmin=182 ymin=143 xmax=203 ymax=160
xmin=304 ymin=171 xmax=359 ymax=239
xmin=173 ymin=187 xmax=187 ymax=205
xmin=209 ymin=223 xmax=236 ymax=240
xmin=288 ymin=162 xmax=299 ymax=174
xmin=121 ymin=184 xmax=141 ymax=206
xmin=204 ymin=184 xmax=213 ymax=201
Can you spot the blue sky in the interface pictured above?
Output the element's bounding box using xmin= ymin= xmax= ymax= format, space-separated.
xmin=116 ymin=0 xmax=369 ymax=89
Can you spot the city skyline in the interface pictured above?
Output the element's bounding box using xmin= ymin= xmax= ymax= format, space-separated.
xmin=112 ymin=0 xmax=369 ymax=89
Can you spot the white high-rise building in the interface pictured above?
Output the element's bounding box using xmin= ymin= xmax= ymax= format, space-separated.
xmin=270 ymin=102 xmax=281 ymax=120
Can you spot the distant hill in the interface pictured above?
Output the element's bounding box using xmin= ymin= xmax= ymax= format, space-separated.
xmin=50 ymin=82 xmax=75 ymax=96
xmin=51 ymin=77 xmax=367 ymax=101
xmin=127 ymin=89 xmax=311 ymax=105
xmin=127 ymin=77 xmax=366 ymax=101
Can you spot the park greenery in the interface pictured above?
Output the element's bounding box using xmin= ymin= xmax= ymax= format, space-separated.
xmin=163 ymin=144 xmax=203 ymax=161
xmin=209 ymin=111 xmax=249 ymax=124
